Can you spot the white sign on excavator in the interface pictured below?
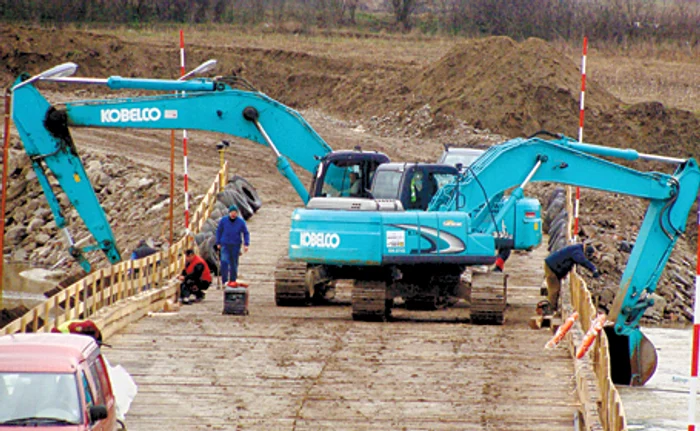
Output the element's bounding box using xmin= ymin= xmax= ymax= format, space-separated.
xmin=100 ymin=107 xmax=162 ymax=123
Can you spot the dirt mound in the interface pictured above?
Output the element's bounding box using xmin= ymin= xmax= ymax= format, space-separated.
xmin=406 ymin=36 xmax=619 ymax=138
xmin=3 ymin=25 xmax=700 ymax=325
xmin=0 ymin=25 xmax=184 ymax=87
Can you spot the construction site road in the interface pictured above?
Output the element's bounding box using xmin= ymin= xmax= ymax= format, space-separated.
xmin=107 ymin=204 xmax=579 ymax=431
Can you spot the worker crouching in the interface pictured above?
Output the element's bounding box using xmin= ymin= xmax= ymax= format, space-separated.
xmin=178 ymin=249 xmax=212 ymax=305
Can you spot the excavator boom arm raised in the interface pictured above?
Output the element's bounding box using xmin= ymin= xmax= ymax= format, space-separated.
xmin=11 ymin=75 xmax=334 ymax=271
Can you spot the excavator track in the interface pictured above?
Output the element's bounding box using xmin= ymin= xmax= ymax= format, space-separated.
xmin=352 ymin=280 xmax=391 ymax=321
xmin=274 ymin=257 xmax=310 ymax=306
xmin=470 ymin=271 xmax=507 ymax=325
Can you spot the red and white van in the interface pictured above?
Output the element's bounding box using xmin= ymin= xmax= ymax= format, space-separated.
xmin=0 ymin=333 xmax=117 ymax=430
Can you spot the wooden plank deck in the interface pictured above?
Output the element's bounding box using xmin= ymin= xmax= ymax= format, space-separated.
xmin=107 ymin=204 xmax=579 ymax=430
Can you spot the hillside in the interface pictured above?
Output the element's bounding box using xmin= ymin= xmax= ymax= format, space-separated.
xmin=1 ymin=25 xmax=698 ymax=324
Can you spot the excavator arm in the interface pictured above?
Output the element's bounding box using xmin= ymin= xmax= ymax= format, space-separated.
xmin=433 ymin=134 xmax=700 ymax=385
xmin=11 ymin=73 xmax=334 ymax=271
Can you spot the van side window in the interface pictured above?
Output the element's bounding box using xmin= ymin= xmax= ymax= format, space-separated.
xmin=88 ymin=361 xmax=105 ymax=405
xmin=82 ymin=371 xmax=94 ymax=406
xmin=93 ymin=355 xmax=112 ymax=401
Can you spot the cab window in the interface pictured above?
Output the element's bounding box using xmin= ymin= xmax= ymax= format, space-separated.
xmin=371 ymin=170 xmax=403 ymax=200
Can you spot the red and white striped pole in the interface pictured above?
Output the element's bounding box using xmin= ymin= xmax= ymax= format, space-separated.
xmin=573 ymin=36 xmax=587 ymax=242
xmin=180 ymin=30 xmax=190 ymax=230
xmin=688 ymin=195 xmax=700 ymax=431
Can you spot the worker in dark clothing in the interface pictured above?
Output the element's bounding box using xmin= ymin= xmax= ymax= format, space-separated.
xmin=215 ymin=204 xmax=250 ymax=285
xmin=541 ymin=243 xmax=600 ymax=315
xmin=130 ymin=239 xmax=159 ymax=290
xmin=130 ymin=239 xmax=157 ymax=260
xmin=178 ymin=249 xmax=212 ymax=304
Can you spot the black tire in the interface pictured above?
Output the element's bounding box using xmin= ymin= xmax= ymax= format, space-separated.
xmin=552 ymin=235 xmax=568 ymax=252
xmin=195 ymin=231 xmax=213 ymax=246
xmin=549 ymin=217 xmax=567 ymax=238
xmin=216 ymin=191 xmax=236 ymax=209
xmin=200 ymin=218 xmax=218 ymax=234
xmin=229 ymin=175 xmax=263 ymax=212
xmin=213 ymin=201 xmax=228 ymax=213
xmin=231 ymin=189 xmax=254 ymax=220
xmin=209 ymin=207 xmax=228 ymax=221
xmin=547 ymin=187 xmax=566 ymax=207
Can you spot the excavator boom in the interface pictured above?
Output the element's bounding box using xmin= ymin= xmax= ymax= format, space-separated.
xmin=11 ymin=73 xmax=334 ymax=271
xmin=435 ymin=134 xmax=700 ymax=385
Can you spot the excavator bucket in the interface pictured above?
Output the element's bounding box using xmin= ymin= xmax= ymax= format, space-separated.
xmin=603 ymin=326 xmax=658 ymax=386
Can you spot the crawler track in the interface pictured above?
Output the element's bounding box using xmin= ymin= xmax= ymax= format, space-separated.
xmin=470 ymin=271 xmax=508 ymax=325
xmin=274 ymin=257 xmax=310 ymax=305
xmin=351 ymin=280 xmax=391 ymax=321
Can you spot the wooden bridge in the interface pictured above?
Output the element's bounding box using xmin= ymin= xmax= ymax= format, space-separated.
xmin=1 ymin=166 xmax=625 ymax=430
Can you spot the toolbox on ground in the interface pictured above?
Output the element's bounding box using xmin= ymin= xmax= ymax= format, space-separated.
xmin=223 ymin=281 xmax=249 ymax=315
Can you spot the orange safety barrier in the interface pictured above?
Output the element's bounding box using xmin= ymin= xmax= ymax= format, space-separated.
xmin=576 ymin=313 xmax=607 ymax=359
xmin=545 ymin=312 xmax=579 ymax=349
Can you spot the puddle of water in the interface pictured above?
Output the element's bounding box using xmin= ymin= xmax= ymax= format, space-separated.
xmin=619 ymin=326 xmax=698 ymax=430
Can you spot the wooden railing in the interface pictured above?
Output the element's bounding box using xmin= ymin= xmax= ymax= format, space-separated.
xmin=565 ymin=187 xmax=627 ymax=431
xmin=1 ymin=162 xmax=228 ymax=336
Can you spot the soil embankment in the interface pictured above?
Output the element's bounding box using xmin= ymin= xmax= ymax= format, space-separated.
xmin=1 ymin=25 xmax=698 ymax=324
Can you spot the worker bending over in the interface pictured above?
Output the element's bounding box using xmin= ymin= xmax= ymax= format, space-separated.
xmin=541 ymin=243 xmax=599 ymax=315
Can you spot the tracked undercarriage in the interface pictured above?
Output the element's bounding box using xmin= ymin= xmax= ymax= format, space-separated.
xmin=274 ymin=257 xmax=335 ymax=306
xmin=469 ymin=271 xmax=508 ymax=324
xmin=351 ymin=280 xmax=391 ymax=321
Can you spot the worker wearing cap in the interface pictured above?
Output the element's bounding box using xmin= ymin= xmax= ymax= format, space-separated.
xmin=541 ymin=243 xmax=600 ymax=315
xmin=215 ymin=204 xmax=250 ymax=285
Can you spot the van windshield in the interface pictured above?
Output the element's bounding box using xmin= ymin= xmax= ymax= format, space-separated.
xmin=0 ymin=372 xmax=81 ymax=425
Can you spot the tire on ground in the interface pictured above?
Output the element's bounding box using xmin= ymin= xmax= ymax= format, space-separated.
xmin=200 ymin=235 xmax=219 ymax=275
xmin=231 ymin=189 xmax=254 ymax=220
xmin=546 ymin=187 xmax=566 ymax=208
xmin=228 ymin=175 xmax=262 ymax=212
xmin=195 ymin=231 xmax=213 ymax=246
xmin=544 ymin=195 xmax=565 ymax=232
xmin=200 ymin=218 xmax=218 ymax=234
xmin=216 ymin=191 xmax=236 ymax=209
xmin=551 ymin=235 xmax=568 ymax=253
xmin=209 ymin=207 xmax=227 ymax=221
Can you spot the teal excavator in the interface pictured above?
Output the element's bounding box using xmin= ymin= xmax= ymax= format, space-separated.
xmin=11 ymin=63 xmax=700 ymax=387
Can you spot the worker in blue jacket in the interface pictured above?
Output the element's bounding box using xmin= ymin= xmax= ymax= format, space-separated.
xmin=215 ymin=204 xmax=250 ymax=285
xmin=541 ymin=243 xmax=600 ymax=315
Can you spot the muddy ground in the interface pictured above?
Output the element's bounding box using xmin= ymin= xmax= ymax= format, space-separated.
xmin=1 ymin=24 xmax=699 ymax=325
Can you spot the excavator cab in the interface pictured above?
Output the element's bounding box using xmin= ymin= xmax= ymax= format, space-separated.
xmin=371 ymin=163 xmax=458 ymax=211
xmin=309 ymin=151 xmax=390 ymax=199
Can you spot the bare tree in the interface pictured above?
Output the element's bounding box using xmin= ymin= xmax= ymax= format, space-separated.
xmin=389 ymin=0 xmax=419 ymax=30
xmin=345 ymin=0 xmax=358 ymax=24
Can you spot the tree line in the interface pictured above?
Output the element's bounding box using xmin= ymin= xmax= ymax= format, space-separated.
xmin=1 ymin=0 xmax=697 ymax=45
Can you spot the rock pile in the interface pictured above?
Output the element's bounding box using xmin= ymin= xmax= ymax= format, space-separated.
xmin=540 ymin=185 xmax=697 ymax=325
xmin=1 ymin=143 xmax=189 ymax=282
